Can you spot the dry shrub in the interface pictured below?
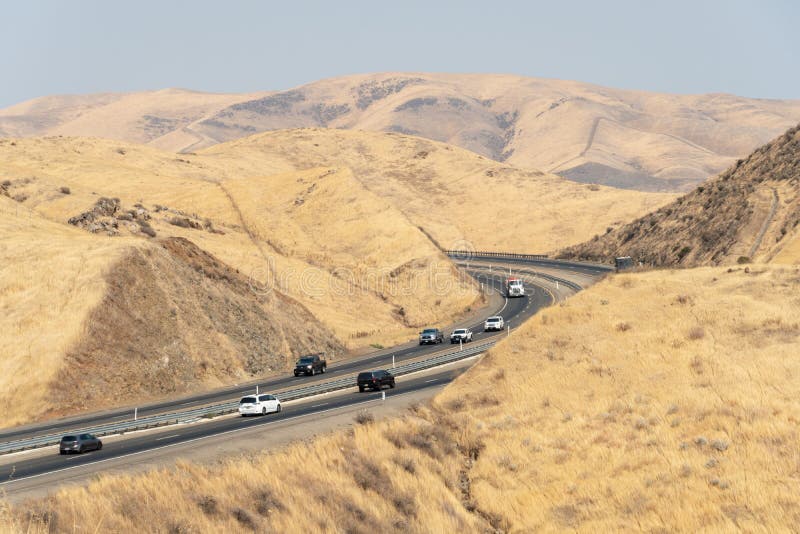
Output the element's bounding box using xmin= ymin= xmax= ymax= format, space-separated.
xmin=355 ymin=410 xmax=375 ymax=425
xmin=687 ymin=326 xmax=705 ymax=340
xmin=616 ymin=322 xmax=632 ymax=332
xmin=196 ymin=495 xmax=219 ymax=516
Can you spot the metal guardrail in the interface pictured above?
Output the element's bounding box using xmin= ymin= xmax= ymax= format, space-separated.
xmin=446 ymin=250 xmax=614 ymax=273
xmin=0 ymin=341 xmax=496 ymax=455
xmin=465 ymin=265 xmax=583 ymax=292
xmin=445 ymin=250 xmax=549 ymax=261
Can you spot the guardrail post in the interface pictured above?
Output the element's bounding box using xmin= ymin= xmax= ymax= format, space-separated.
xmin=134 ymin=407 xmax=137 ymax=421
xmin=392 ymin=355 xmax=395 ymax=368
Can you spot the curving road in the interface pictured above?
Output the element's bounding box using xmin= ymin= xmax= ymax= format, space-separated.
xmin=0 ymin=259 xmax=608 ymax=498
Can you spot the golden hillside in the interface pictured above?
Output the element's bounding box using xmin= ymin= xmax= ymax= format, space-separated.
xmin=0 ymin=191 xmax=345 ymax=427
xmin=561 ymin=123 xmax=800 ymax=266
xmin=4 ymin=74 xmax=800 ymax=191
xmin=0 ymin=135 xmax=480 ymax=351
xmin=9 ymin=265 xmax=799 ymax=531
xmin=199 ymin=128 xmax=675 ymax=252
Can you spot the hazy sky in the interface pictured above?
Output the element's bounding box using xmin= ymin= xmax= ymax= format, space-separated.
xmin=1 ymin=1 xmax=797 ymax=107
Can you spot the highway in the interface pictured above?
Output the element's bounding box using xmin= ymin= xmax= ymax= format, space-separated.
xmin=0 ymin=270 xmax=552 ymax=444
xmin=0 ymin=258 xmax=608 ymax=498
xmin=0 ymin=365 xmax=469 ymax=492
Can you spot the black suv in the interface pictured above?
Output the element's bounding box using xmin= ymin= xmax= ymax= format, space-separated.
xmin=60 ymin=433 xmax=102 ymax=455
xmin=357 ymin=370 xmax=396 ymax=392
xmin=419 ymin=328 xmax=444 ymax=345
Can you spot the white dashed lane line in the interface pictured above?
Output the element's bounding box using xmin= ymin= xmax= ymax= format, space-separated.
xmin=155 ymin=434 xmax=181 ymax=441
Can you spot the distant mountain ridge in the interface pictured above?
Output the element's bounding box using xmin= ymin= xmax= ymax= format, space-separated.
xmin=2 ymin=73 xmax=800 ymax=191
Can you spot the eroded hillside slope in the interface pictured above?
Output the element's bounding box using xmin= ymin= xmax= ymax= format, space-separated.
xmin=561 ymin=124 xmax=800 ymax=266
xmin=9 ymin=265 xmax=800 ymax=531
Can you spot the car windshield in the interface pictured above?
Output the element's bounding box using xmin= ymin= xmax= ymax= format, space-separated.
xmin=240 ymin=397 xmax=257 ymax=404
xmin=487 ymin=318 xmax=500 ymax=322
xmin=453 ymin=329 xmax=466 ymax=334
xmin=357 ymin=372 xmax=373 ymax=380
xmin=422 ymin=329 xmax=437 ymax=334
xmin=298 ymin=358 xmax=314 ymax=364
xmin=62 ymin=436 xmax=77 ymax=441
xmin=510 ymin=280 xmax=521 ymax=285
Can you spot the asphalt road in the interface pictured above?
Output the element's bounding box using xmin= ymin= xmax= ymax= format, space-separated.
xmin=0 ymin=365 xmax=469 ymax=490
xmin=0 ymin=271 xmax=551 ymax=443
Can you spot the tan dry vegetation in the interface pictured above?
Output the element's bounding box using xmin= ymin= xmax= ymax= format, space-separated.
xmin=562 ymin=123 xmax=800 ymax=266
xmin=0 ymin=195 xmax=135 ymax=426
xmin=4 ymin=74 xmax=800 ymax=191
xmin=0 ymin=136 xmax=479 ymax=350
xmin=201 ymin=128 xmax=675 ymax=252
xmin=7 ymin=265 xmax=800 ymax=531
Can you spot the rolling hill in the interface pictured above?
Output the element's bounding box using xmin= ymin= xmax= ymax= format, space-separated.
xmin=3 ymin=74 xmax=800 ymax=191
xmin=560 ymin=123 xmax=800 ymax=266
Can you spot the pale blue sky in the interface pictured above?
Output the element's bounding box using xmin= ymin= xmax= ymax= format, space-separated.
xmin=1 ymin=1 xmax=797 ymax=107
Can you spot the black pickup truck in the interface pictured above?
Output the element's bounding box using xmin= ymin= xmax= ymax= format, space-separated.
xmin=294 ymin=354 xmax=327 ymax=376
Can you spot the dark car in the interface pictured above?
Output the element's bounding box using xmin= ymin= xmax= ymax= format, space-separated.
xmin=60 ymin=433 xmax=102 ymax=455
xmin=419 ymin=328 xmax=444 ymax=345
xmin=294 ymin=354 xmax=327 ymax=376
xmin=357 ymin=370 xmax=396 ymax=392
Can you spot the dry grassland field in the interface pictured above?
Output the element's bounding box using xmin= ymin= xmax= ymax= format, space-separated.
xmin=6 ymin=265 xmax=799 ymax=532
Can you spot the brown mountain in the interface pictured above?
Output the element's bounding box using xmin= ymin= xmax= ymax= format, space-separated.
xmin=559 ymin=124 xmax=800 ymax=266
xmin=3 ymin=74 xmax=800 ymax=191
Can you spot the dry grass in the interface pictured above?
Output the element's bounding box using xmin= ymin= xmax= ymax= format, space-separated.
xmin=4 ymin=73 xmax=800 ymax=191
xmin=7 ymin=264 xmax=800 ymax=531
xmin=200 ymin=128 xmax=676 ymax=252
xmin=0 ymin=196 xmax=136 ymax=426
xmin=0 ymin=136 xmax=481 ymax=349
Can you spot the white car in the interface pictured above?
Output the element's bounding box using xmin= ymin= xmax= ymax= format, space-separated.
xmin=484 ymin=316 xmax=505 ymax=332
xmin=450 ymin=328 xmax=474 ymax=343
xmin=238 ymin=394 xmax=282 ymax=417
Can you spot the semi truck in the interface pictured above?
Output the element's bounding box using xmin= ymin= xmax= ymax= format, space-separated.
xmin=505 ymin=277 xmax=525 ymax=298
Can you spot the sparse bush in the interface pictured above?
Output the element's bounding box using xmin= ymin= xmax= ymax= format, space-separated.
xmin=59 ymin=186 xmax=71 ymax=195
xmin=690 ymin=356 xmax=704 ymax=374
xmin=616 ymin=322 xmax=632 ymax=332
xmin=231 ymin=507 xmax=256 ymax=529
xmin=737 ymin=256 xmax=751 ymax=264
xmin=687 ymin=326 xmax=705 ymax=340
xmin=711 ymin=439 xmax=729 ymax=452
xmin=354 ymin=410 xmax=374 ymax=425
xmin=196 ymin=495 xmax=218 ymax=516
xmin=369 ymin=343 xmax=384 ymax=349
xmin=677 ymin=246 xmax=692 ymax=260
xmin=254 ymin=488 xmax=284 ymax=516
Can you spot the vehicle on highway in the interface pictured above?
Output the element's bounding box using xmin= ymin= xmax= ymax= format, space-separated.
xmin=450 ymin=328 xmax=474 ymax=343
xmin=357 ymin=370 xmax=396 ymax=392
xmin=506 ymin=277 xmax=525 ymax=297
xmin=484 ymin=315 xmax=505 ymax=332
xmin=59 ymin=433 xmax=102 ymax=455
xmin=294 ymin=353 xmax=327 ymax=376
xmin=419 ymin=328 xmax=444 ymax=345
xmin=615 ymin=256 xmax=634 ymax=271
xmin=238 ymin=394 xmax=282 ymax=416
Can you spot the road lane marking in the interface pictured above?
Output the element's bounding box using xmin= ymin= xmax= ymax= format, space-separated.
xmin=155 ymin=434 xmax=181 ymax=442
xmin=311 ymin=403 xmax=329 ymax=408
xmin=425 ymin=379 xmax=438 ymax=383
